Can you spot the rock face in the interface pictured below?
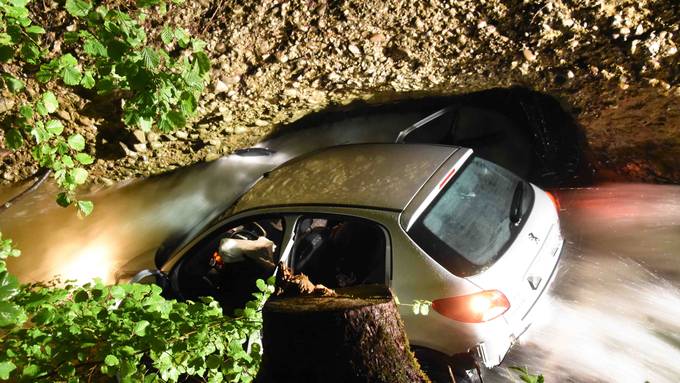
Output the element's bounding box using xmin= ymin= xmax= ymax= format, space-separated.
xmin=2 ymin=0 xmax=679 ymax=184
xmin=256 ymin=283 xmax=428 ymax=383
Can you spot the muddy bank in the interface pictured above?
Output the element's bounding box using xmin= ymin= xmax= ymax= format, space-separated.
xmin=1 ymin=0 xmax=678 ymax=185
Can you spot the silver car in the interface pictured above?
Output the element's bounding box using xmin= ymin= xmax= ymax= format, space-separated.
xmin=147 ymin=143 xmax=563 ymax=380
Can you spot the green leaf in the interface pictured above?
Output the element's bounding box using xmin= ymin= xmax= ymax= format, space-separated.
xmin=18 ymin=105 xmax=33 ymax=120
xmin=193 ymin=51 xmax=210 ymax=75
xmin=0 ymin=271 xmax=19 ymax=300
xmin=6 ymin=129 xmax=23 ymax=149
xmin=160 ymin=27 xmax=174 ymax=45
xmin=3 ymin=74 xmax=24 ymax=93
xmin=138 ymin=117 xmax=152 ymax=132
xmin=256 ymin=279 xmax=266 ymax=292
xmin=42 ymin=91 xmax=59 ymax=113
xmin=45 ymin=119 xmax=64 ymax=135
xmin=140 ymin=47 xmax=160 ymax=69
xmin=83 ymin=37 xmax=107 ymax=57
xmin=191 ymin=38 xmax=206 ymax=52
xmin=67 ymin=134 xmax=85 ymax=150
xmin=133 ymin=320 xmax=150 ymax=336
xmin=62 ymin=155 xmax=75 ymax=168
xmin=20 ymin=43 xmax=40 ymax=64
xmin=71 ymin=167 xmax=88 ymax=184
xmin=0 ymin=46 xmax=13 ymax=62
xmin=174 ymin=28 xmax=190 ymax=48
xmin=166 ymin=110 xmax=186 ymax=129
xmin=136 ymin=0 xmax=161 ymax=7
xmin=81 ymin=70 xmax=95 ymax=89
xmin=35 ymin=101 xmax=48 ymax=116
xmin=59 ymin=53 xmax=78 ymax=67
xmin=65 ymin=0 xmax=92 ymax=17
xmin=56 ymin=192 xmax=71 ymax=207
xmin=77 ymin=200 xmax=94 ymax=215
xmin=110 ymin=285 xmax=126 ymax=299
xmin=75 ymin=152 xmax=94 ymax=164
xmin=62 ymin=66 xmax=82 ymax=86
xmin=73 ymin=289 xmax=89 ymax=302
xmin=25 ymin=25 xmax=45 ymax=34
xmin=104 ymin=355 xmax=119 ymax=367
xmin=205 ymin=354 xmax=221 ymax=370
xmin=0 ymin=301 xmax=23 ymax=327
xmin=21 ymin=364 xmax=39 ymax=378
xmin=179 ymin=92 xmax=197 ymax=115
xmin=30 ymin=125 xmax=50 ymax=143
xmin=36 ymin=67 xmax=55 ymax=83
xmin=0 ymin=361 xmax=16 ymax=380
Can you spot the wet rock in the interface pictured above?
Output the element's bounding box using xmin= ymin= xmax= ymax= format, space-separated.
xmin=100 ymin=177 xmax=115 ymax=186
xmin=205 ymin=152 xmax=221 ymax=162
xmin=0 ymin=98 xmax=14 ymax=114
xmin=132 ymin=129 xmax=146 ymax=144
xmin=214 ymin=80 xmax=229 ymax=94
xmin=119 ymin=142 xmax=138 ymax=158
xmin=147 ymin=131 xmax=160 ymax=143
xmin=57 ymin=110 xmax=71 ymax=121
xmin=348 ymin=44 xmax=361 ymax=57
xmin=78 ymin=116 xmax=94 ymax=126
xmin=369 ymin=33 xmax=386 ymax=43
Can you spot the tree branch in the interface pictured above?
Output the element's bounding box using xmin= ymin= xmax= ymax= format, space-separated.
xmin=0 ymin=168 xmax=51 ymax=213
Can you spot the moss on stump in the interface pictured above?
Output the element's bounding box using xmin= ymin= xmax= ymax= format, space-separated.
xmin=255 ymin=284 xmax=429 ymax=383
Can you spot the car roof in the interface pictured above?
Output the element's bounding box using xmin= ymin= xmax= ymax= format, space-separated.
xmin=231 ymin=143 xmax=460 ymax=214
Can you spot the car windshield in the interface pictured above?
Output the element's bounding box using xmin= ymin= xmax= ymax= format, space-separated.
xmin=408 ymin=157 xmax=534 ymax=276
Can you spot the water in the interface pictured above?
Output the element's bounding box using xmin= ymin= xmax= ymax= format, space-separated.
xmin=488 ymin=184 xmax=680 ymax=383
xmin=1 ymin=102 xmax=678 ymax=381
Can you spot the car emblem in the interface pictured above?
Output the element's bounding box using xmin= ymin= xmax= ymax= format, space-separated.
xmin=527 ymin=275 xmax=542 ymax=290
xmin=528 ymin=233 xmax=540 ymax=243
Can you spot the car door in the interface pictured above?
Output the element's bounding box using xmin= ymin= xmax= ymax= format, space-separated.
xmin=288 ymin=213 xmax=390 ymax=289
xmin=166 ymin=213 xmax=293 ymax=315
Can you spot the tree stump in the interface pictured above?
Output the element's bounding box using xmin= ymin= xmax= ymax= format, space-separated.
xmin=255 ymin=283 xmax=429 ymax=383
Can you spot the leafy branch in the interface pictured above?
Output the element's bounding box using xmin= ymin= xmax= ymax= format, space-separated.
xmin=0 ymin=0 xmax=211 ymax=214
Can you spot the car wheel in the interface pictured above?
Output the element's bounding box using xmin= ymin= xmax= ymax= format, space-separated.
xmin=412 ymin=348 xmax=474 ymax=383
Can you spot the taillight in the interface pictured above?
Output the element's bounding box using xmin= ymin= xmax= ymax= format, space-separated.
xmin=432 ymin=290 xmax=510 ymax=323
xmin=546 ymin=191 xmax=561 ymax=211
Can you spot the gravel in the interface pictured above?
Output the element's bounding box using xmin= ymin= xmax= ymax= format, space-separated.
xmin=1 ymin=0 xmax=679 ymax=184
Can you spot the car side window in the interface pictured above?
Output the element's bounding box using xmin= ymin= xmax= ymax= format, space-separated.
xmin=171 ymin=216 xmax=285 ymax=314
xmin=291 ymin=215 xmax=387 ymax=289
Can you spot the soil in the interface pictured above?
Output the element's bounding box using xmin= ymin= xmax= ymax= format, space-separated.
xmin=1 ymin=0 xmax=679 ymax=185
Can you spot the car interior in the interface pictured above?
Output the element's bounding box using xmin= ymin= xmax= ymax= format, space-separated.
xmin=172 ymin=214 xmax=388 ymax=314
xmin=291 ymin=216 xmax=387 ymax=289
xmin=171 ymin=216 xmax=285 ymax=314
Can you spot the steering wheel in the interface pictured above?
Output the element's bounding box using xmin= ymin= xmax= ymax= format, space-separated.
xmin=293 ymin=228 xmax=330 ymax=272
xmin=225 ymin=222 xmax=267 ymax=241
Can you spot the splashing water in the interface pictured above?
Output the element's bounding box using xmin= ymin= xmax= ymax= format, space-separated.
xmin=489 ymin=184 xmax=680 ymax=383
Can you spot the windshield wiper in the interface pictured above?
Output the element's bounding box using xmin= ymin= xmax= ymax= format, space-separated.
xmin=509 ymin=181 xmax=524 ymax=225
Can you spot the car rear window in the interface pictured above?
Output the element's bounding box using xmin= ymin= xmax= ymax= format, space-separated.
xmin=407 ymin=157 xmax=534 ymax=277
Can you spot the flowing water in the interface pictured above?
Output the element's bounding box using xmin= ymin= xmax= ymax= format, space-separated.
xmin=1 ymin=99 xmax=678 ymax=382
xmin=488 ymin=184 xmax=680 ymax=383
